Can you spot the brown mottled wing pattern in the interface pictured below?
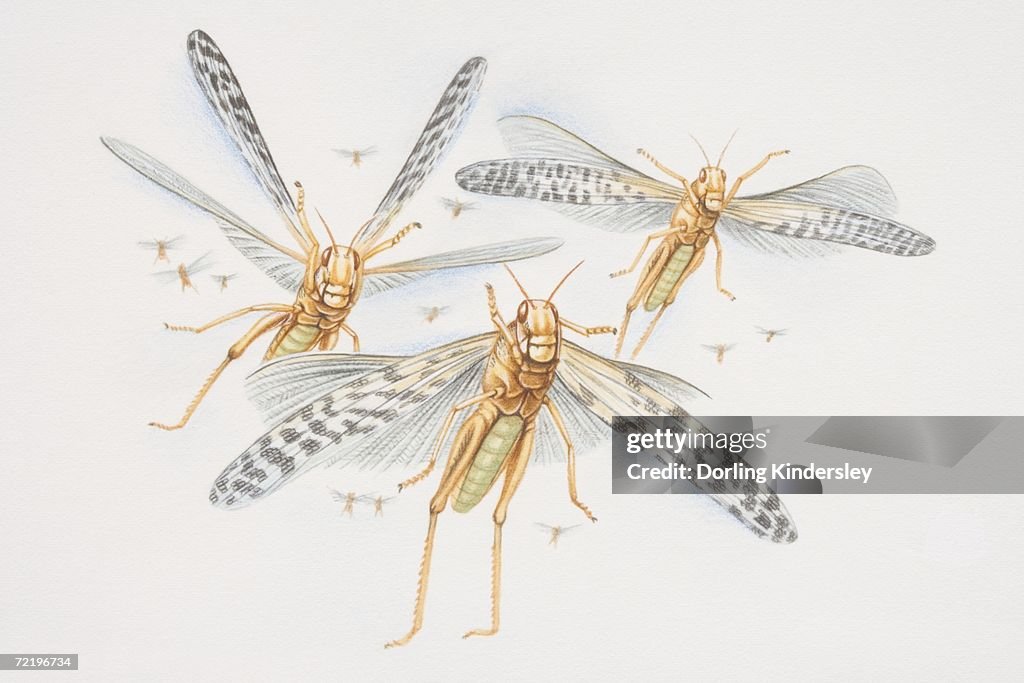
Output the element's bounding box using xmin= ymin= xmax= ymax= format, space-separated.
xmin=186 ymin=30 xmax=300 ymax=234
xmin=210 ymin=334 xmax=495 ymax=509
xmin=557 ymin=341 xmax=798 ymax=543
xmin=352 ymin=57 xmax=488 ymax=252
xmin=455 ymin=115 xmax=682 ymax=233
xmin=721 ymin=165 xmax=935 ymax=257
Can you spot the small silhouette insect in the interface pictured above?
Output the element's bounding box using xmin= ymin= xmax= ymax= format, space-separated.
xmin=359 ymin=494 xmax=397 ymax=518
xmin=152 ymin=252 xmax=214 ymax=293
xmin=535 ymin=523 xmax=582 ymax=548
xmin=139 ymin=235 xmax=185 ymax=264
xmin=328 ymin=488 xmax=360 ymax=517
xmin=439 ymin=197 xmax=478 ymax=219
xmin=755 ymin=326 xmax=787 ymax=343
xmin=332 ymin=146 xmax=378 ymax=168
xmin=420 ymin=306 xmax=450 ymax=323
xmin=212 ymin=273 xmax=238 ymax=292
xmin=702 ymin=343 xmax=735 ymax=365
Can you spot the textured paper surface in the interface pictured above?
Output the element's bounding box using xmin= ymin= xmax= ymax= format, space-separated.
xmin=2 ymin=0 xmax=1023 ymax=679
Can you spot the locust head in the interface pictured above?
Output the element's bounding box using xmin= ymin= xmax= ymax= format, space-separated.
xmin=689 ymin=132 xmax=735 ymax=214
xmin=505 ymin=261 xmax=584 ymax=364
xmin=319 ymin=245 xmax=360 ymax=292
xmin=515 ymin=299 xmax=560 ymax=363
xmin=694 ymin=166 xmax=728 ymax=213
xmin=315 ymin=211 xmax=361 ymax=303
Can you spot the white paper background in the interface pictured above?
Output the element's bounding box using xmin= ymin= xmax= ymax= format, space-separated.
xmin=2 ymin=0 xmax=1022 ymax=680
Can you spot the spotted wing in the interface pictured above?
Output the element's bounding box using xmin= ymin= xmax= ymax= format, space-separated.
xmin=455 ymin=115 xmax=682 ymax=233
xmin=101 ymin=137 xmax=305 ymax=291
xmin=555 ymin=341 xmax=798 ymax=543
xmin=361 ymin=237 xmax=563 ymax=298
xmin=186 ymin=30 xmax=302 ymax=241
xmin=351 ymin=57 xmax=487 ymax=252
xmin=210 ymin=334 xmax=495 ymax=509
xmin=532 ymin=352 xmax=709 ymax=465
xmin=245 ymin=352 xmax=402 ymax=424
xmin=720 ymin=166 xmax=935 ymax=257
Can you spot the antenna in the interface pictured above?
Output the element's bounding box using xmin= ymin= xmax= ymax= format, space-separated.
xmin=504 ymin=265 xmax=532 ymax=301
xmin=547 ymin=260 xmax=585 ymax=304
xmin=689 ymin=134 xmax=711 ymax=166
xmin=717 ymin=129 xmax=738 ymax=166
xmin=315 ymin=208 xmax=339 ymax=252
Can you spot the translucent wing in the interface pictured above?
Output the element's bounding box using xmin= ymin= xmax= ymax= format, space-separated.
xmin=557 ymin=341 xmax=797 ymax=543
xmin=165 ymin=235 xmax=186 ymax=248
xmin=721 ymin=166 xmax=934 ymax=257
xmin=151 ymin=269 xmax=182 ymax=284
xmin=246 ymin=352 xmax=405 ymax=424
xmin=101 ymin=137 xmax=306 ymax=291
xmin=352 ymin=57 xmax=487 ymax=252
xmin=498 ymin=115 xmax=651 ymax=170
xmin=360 ymin=237 xmax=563 ymax=298
xmin=186 ymin=30 xmax=302 ymax=242
xmin=187 ymin=251 xmax=215 ymax=273
xmin=455 ymin=116 xmax=682 ymax=233
xmin=531 ymin=350 xmax=709 ymax=465
xmin=358 ymin=146 xmax=378 ymax=156
xmin=210 ymin=334 xmax=495 ymax=509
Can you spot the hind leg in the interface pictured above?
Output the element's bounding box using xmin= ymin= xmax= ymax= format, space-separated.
xmin=463 ymin=426 xmax=535 ymax=640
xmin=385 ymin=410 xmax=492 ymax=648
xmin=630 ymin=248 xmax=706 ymax=359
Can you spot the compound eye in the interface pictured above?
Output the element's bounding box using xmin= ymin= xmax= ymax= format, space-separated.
xmin=721 ymin=170 xmax=726 ymax=182
xmin=517 ymin=302 xmax=529 ymax=321
xmin=699 ymin=169 xmax=707 ymax=183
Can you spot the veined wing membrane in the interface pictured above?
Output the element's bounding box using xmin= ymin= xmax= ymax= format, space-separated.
xmin=210 ymin=334 xmax=496 ymax=509
xmin=101 ymin=137 xmax=306 ymax=291
xmin=456 ymin=115 xmax=682 ymax=233
xmin=716 ymin=165 xmax=911 ymax=257
xmin=352 ymin=57 xmax=488 ymax=252
xmin=361 ymin=237 xmax=563 ymax=297
xmin=557 ymin=341 xmax=797 ymax=543
xmin=722 ymin=199 xmax=935 ymax=256
xmin=186 ymin=30 xmax=305 ymax=248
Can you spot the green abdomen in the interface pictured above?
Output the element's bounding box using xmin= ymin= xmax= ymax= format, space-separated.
xmin=644 ymin=244 xmax=695 ymax=311
xmin=272 ymin=323 xmax=320 ymax=358
xmin=453 ymin=416 xmax=524 ymax=513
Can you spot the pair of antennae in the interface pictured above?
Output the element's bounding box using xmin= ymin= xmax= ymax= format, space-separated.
xmin=690 ymin=129 xmax=738 ymax=167
xmin=504 ymin=260 xmax=583 ymax=305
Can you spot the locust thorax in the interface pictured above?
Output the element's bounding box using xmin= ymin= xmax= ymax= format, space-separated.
xmin=693 ymin=166 xmax=728 ymax=213
xmin=515 ymin=299 xmax=561 ymax=363
xmin=316 ymin=246 xmax=360 ymax=304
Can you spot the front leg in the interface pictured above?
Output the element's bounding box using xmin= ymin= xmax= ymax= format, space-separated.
xmin=710 ymin=232 xmax=735 ymax=300
xmin=545 ymin=398 xmax=597 ymax=523
xmin=364 ymin=221 xmax=421 ymax=260
xmin=485 ymin=283 xmax=521 ymax=362
xmin=723 ymin=149 xmax=789 ymax=206
xmin=560 ymin=319 xmax=616 ymax=337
